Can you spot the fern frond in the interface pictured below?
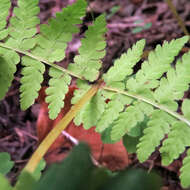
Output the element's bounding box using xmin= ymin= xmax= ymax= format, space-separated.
xmin=68 ymin=15 xmax=107 ymax=81
xmin=20 ymin=56 xmax=45 ymax=110
xmin=126 ymin=36 xmax=189 ymax=93
xmin=73 ymin=92 xmax=105 ymax=129
xmin=182 ymin=99 xmax=190 ymax=119
xmin=33 ymin=0 xmax=87 ymax=118
xmin=180 ymin=149 xmax=190 ymax=188
xmin=137 ymin=110 xmax=175 ymax=162
xmin=111 ymin=104 xmax=144 ymax=141
xmin=0 ymin=0 xmax=11 ymax=40
xmin=45 ymin=68 xmax=71 ymax=119
xmin=154 ymin=51 xmax=190 ymax=110
xmin=160 ymin=121 xmax=190 ymax=165
xmin=159 ymin=99 xmax=190 ymax=166
xmin=103 ymin=39 xmax=145 ymax=84
xmin=95 ymin=94 xmax=127 ymax=133
xmin=0 ymin=49 xmax=20 ymax=99
xmin=72 ymin=79 xmax=106 ymax=129
xmin=6 ymin=0 xmax=40 ymax=50
xmin=32 ymin=0 xmax=87 ymax=62
xmin=79 ymin=91 xmax=106 ymax=129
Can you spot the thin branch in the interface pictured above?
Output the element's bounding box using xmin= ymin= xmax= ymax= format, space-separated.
xmin=61 ymin=131 xmax=79 ymax=145
xmin=102 ymin=85 xmax=190 ymax=127
xmin=21 ymin=83 xmax=100 ymax=174
xmin=0 ymin=42 xmax=83 ymax=80
xmin=61 ymin=131 xmax=99 ymax=166
xmin=165 ymin=0 xmax=189 ymax=36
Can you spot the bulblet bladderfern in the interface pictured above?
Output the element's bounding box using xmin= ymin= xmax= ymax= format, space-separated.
xmin=1 ymin=0 xmax=190 ymax=188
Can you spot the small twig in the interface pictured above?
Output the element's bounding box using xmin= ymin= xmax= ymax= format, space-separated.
xmin=61 ymin=130 xmax=100 ymax=166
xmin=61 ymin=131 xmax=78 ymax=145
xmin=165 ymin=0 xmax=189 ymax=36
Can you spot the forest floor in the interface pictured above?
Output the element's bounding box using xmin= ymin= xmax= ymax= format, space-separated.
xmin=0 ymin=0 xmax=190 ymax=189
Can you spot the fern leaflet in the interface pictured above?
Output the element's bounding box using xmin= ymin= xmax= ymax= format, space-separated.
xmin=160 ymin=121 xmax=190 ymax=165
xmin=20 ymin=56 xmax=45 ymax=110
xmin=154 ymin=51 xmax=190 ymax=110
xmin=6 ymin=0 xmax=40 ymax=50
xmin=180 ymin=149 xmax=190 ymax=188
xmin=103 ymin=39 xmax=145 ymax=84
xmin=0 ymin=49 xmax=20 ymax=100
xmin=0 ymin=0 xmax=10 ymax=40
xmin=126 ymin=36 xmax=189 ymax=96
xmin=95 ymin=94 xmax=127 ymax=133
xmin=68 ymin=15 xmax=107 ymax=81
xmin=32 ymin=0 xmax=87 ymax=62
xmin=45 ymin=68 xmax=71 ymax=119
xmin=137 ymin=110 xmax=175 ymax=162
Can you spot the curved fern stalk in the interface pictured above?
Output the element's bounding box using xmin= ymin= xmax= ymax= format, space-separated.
xmin=68 ymin=14 xmax=107 ymax=82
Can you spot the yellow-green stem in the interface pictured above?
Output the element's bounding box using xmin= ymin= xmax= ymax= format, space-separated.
xmin=23 ymin=83 xmax=100 ymax=173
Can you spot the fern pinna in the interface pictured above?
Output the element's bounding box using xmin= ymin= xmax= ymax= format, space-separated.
xmin=1 ymin=0 xmax=190 ymax=188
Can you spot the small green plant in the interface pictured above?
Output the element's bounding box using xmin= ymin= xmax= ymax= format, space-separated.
xmin=1 ymin=0 xmax=190 ymax=188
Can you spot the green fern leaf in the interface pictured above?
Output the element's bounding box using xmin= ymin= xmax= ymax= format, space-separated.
xmin=180 ymin=149 xmax=190 ymax=188
xmin=73 ymin=89 xmax=105 ymax=129
xmin=32 ymin=0 xmax=87 ymax=62
xmin=96 ymin=94 xmax=129 ymax=133
xmin=72 ymin=80 xmax=90 ymax=126
xmin=68 ymin=14 xmax=107 ymax=81
xmin=0 ymin=49 xmax=20 ymax=100
xmin=111 ymin=104 xmax=144 ymax=141
xmin=0 ymin=173 xmax=12 ymax=190
xmin=6 ymin=0 xmax=40 ymax=50
xmin=182 ymin=99 xmax=190 ymax=120
xmin=154 ymin=51 xmax=190 ymax=110
xmin=0 ymin=152 xmax=14 ymax=175
xmin=160 ymin=121 xmax=190 ymax=165
xmin=109 ymin=101 xmax=153 ymax=141
xmin=82 ymin=91 xmax=106 ymax=129
xmin=45 ymin=68 xmax=71 ymax=119
xmin=71 ymin=79 xmax=90 ymax=104
xmin=137 ymin=110 xmax=175 ymax=162
xmin=103 ymin=39 xmax=145 ymax=84
xmin=0 ymin=0 xmax=11 ymax=40
xmin=126 ymin=36 xmax=189 ymax=94
xmin=20 ymin=56 xmax=45 ymax=110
